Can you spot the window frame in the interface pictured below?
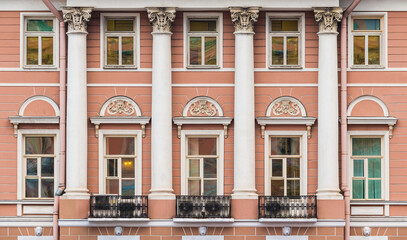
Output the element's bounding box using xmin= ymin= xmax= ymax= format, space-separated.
xmin=266 ymin=12 xmax=305 ymax=69
xmin=183 ymin=12 xmax=223 ymax=69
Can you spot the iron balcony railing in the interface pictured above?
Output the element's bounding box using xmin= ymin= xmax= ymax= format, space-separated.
xmin=259 ymin=195 xmax=317 ymax=218
xmin=89 ymin=195 xmax=148 ymax=218
xmin=176 ymin=195 xmax=231 ymax=218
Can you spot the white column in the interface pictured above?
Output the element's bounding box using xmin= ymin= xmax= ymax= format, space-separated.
xmin=147 ymin=7 xmax=176 ymax=199
xmin=314 ymin=8 xmax=343 ymax=200
xmin=62 ymin=7 xmax=92 ymax=199
xmin=230 ymin=7 xmax=259 ymax=199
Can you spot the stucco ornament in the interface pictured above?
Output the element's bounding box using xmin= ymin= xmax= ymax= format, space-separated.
xmin=230 ymin=7 xmax=259 ymax=33
xmin=107 ymin=99 xmax=135 ymax=115
xmin=314 ymin=7 xmax=343 ymax=33
xmin=62 ymin=7 xmax=92 ymax=33
xmin=147 ymin=7 xmax=176 ymax=33
xmin=272 ymin=100 xmax=300 ymax=116
xmin=189 ymin=100 xmax=217 ymax=116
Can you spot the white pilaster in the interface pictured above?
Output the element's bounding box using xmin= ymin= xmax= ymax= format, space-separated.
xmin=314 ymin=7 xmax=343 ymax=200
xmin=62 ymin=7 xmax=92 ymax=199
xmin=230 ymin=7 xmax=259 ymax=199
xmin=147 ymin=7 xmax=176 ymax=200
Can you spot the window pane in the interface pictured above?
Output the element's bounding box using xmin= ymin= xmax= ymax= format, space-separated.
xmin=41 ymin=157 xmax=54 ymax=177
xmin=188 ymin=180 xmax=201 ymax=195
xmin=353 ymin=19 xmax=380 ymax=31
xmin=41 ymin=179 xmax=54 ymax=198
xmin=271 ymin=37 xmax=284 ymax=65
xmin=271 ymin=180 xmax=284 ymax=196
xmin=41 ymin=37 xmax=53 ymax=65
xmin=368 ymin=36 xmax=380 ymax=65
xmin=270 ymin=137 xmax=300 ymax=155
xmin=189 ymin=159 xmax=200 ymax=177
xmin=204 ymin=37 xmax=217 ymax=65
xmin=26 ymin=37 xmax=38 ymax=65
xmin=107 ymin=159 xmax=118 ymax=177
xmin=188 ymin=138 xmax=217 ymax=155
xmin=353 ymin=159 xmax=364 ymax=177
xmin=352 ymin=138 xmax=381 ymax=156
xmin=107 ymin=19 xmax=134 ymax=31
xmin=204 ymin=158 xmax=217 ymax=178
xmin=27 ymin=159 xmax=37 ymax=176
xmin=106 ymin=179 xmax=119 ymax=194
xmin=353 ymin=36 xmax=365 ymax=65
xmin=189 ymin=37 xmax=202 ymax=65
xmin=25 ymin=137 xmax=54 ymax=155
xmin=287 ymin=158 xmax=300 ymax=178
xmin=203 ymin=180 xmax=217 ymax=196
xmin=107 ymin=37 xmax=119 ymax=65
xmin=368 ymin=179 xmax=381 ymax=199
xmin=287 ymin=180 xmax=300 ymax=196
xmin=122 ymin=158 xmax=135 ymax=178
xmin=122 ymin=180 xmax=135 ymax=196
xmin=106 ymin=137 xmax=135 ymax=155
xmin=286 ymin=37 xmax=298 ymax=65
xmin=271 ymin=20 xmax=298 ymax=32
xmin=26 ymin=179 xmax=38 ymax=197
xmin=122 ymin=37 xmax=134 ymax=65
xmin=27 ymin=20 xmax=53 ymax=32
xmin=190 ymin=20 xmax=217 ymax=32
xmin=272 ymin=159 xmax=283 ymax=177
xmin=368 ymin=158 xmax=381 ymax=178
xmin=352 ymin=180 xmax=365 ymax=199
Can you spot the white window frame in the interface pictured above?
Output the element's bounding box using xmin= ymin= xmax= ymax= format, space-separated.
xmin=98 ymin=130 xmax=142 ymax=195
xmin=183 ymin=12 xmax=223 ymax=69
xmin=100 ymin=13 xmax=140 ymax=69
xmin=264 ymin=131 xmax=308 ymax=196
xmin=348 ymin=12 xmax=387 ymax=69
xmin=181 ymin=130 xmax=224 ymax=195
xmin=20 ymin=13 xmax=59 ymax=69
xmin=348 ymin=131 xmax=389 ymax=201
xmin=266 ymin=12 xmax=305 ymax=69
xmin=17 ymin=129 xmax=59 ymax=201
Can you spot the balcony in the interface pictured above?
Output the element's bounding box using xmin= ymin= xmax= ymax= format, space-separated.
xmin=89 ymin=195 xmax=148 ymax=218
xmin=258 ymin=195 xmax=317 ymax=219
xmin=176 ymin=195 xmax=231 ymax=218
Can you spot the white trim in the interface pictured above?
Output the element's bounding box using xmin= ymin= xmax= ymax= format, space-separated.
xmin=350 ymin=237 xmax=387 ymax=240
xmin=9 ymin=116 xmax=60 ymax=125
xmin=351 ymin=206 xmax=383 ymax=216
xmin=98 ymin=237 xmax=140 ymax=240
xmin=256 ymin=117 xmax=316 ymax=126
xmin=88 ymin=218 xmax=149 ymax=222
xmin=347 ymin=117 xmax=397 ymax=125
xmin=19 ymin=95 xmax=60 ymax=116
xmin=266 ymin=96 xmax=307 ymax=117
xmin=351 ymin=220 xmax=407 ymax=227
xmin=90 ymin=116 xmax=150 ymax=125
xmin=259 ymin=218 xmax=317 ymax=223
xmin=18 ymin=237 xmax=53 ymax=240
xmin=174 ymin=117 xmax=232 ymax=126
xmin=99 ymin=96 xmax=142 ymax=117
xmin=183 ymin=237 xmax=223 ymax=240
xmin=347 ymin=95 xmax=389 ymax=117
xmin=267 ymin=237 xmax=308 ymax=240
xmin=174 ymin=218 xmax=234 ymax=223
xmin=182 ymin=96 xmax=224 ymax=117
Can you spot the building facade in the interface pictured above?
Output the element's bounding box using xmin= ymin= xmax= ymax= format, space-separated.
xmin=0 ymin=0 xmax=407 ymax=239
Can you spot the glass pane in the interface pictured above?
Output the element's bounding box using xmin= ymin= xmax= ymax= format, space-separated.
xmin=287 ymin=180 xmax=300 ymax=196
xmin=190 ymin=20 xmax=217 ymax=31
xmin=204 ymin=37 xmax=217 ymax=65
xmin=122 ymin=180 xmax=135 ymax=196
xmin=287 ymin=158 xmax=300 ymax=178
xmin=368 ymin=36 xmax=380 ymax=65
xmin=188 ymin=138 xmax=217 ymax=155
xmin=203 ymin=180 xmax=217 ymax=196
xmin=189 ymin=37 xmax=202 ymax=65
xmin=107 ymin=37 xmax=119 ymax=65
xmin=26 ymin=37 xmax=38 ymax=65
xmin=352 ymin=180 xmax=365 ymax=199
xmin=271 ymin=37 xmax=284 ymax=65
xmin=353 ymin=19 xmax=380 ymax=31
xmin=41 ymin=37 xmax=53 ymax=65
xmin=270 ymin=137 xmax=300 ymax=155
xmin=353 ymin=36 xmax=365 ymax=65
xmin=122 ymin=158 xmax=135 ymax=178
xmin=27 ymin=20 xmax=53 ymax=32
xmin=368 ymin=158 xmax=381 ymax=178
xmin=25 ymin=137 xmax=54 ymax=154
xmin=204 ymin=158 xmax=217 ymax=178
xmin=368 ymin=179 xmax=381 ymax=199
xmin=106 ymin=179 xmax=119 ymax=194
xmin=26 ymin=179 xmax=38 ymax=197
xmin=271 ymin=20 xmax=298 ymax=32
xmin=352 ymin=138 xmax=381 ymax=156
xmin=106 ymin=137 xmax=135 ymax=155
xmin=272 ymin=159 xmax=283 ymax=177
xmin=188 ymin=180 xmax=201 ymax=195
xmin=286 ymin=37 xmax=298 ymax=65
xmin=353 ymin=159 xmax=364 ymax=177
xmin=41 ymin=179 xmax=54 ymax=198
xmin=107 ymin=159 xmax=118 ymax=177
xmin=189 ymin=159 xmax=200 ymax=177
xmin=26 ymin=159 xmax=37 ymax=175
xmin=122 ymin=37 xmax=134 ymax=65
xmin=41 ymin=157 xmax=54 ymax=177
xmin=271 ymin=180 xmax=284 ymax=196
xmin=107 ymin=19 xmax=134 ymax=31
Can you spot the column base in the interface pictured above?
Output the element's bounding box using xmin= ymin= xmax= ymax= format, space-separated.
xmin=59 ymin=198 xmax=89 ymax=219
xmin=232 ymin=188 xmax=258 ymax=199
xmin=316 ymin=188 xmax=343 ymax=200
xmin=231 ymin=198 xmax=258 ymax=219
xmin=149 ymin=188 xmax=175 ymax=200
xmin=148 ymin=199 xmax=176 ymax=219
xmin=317 ymin=199 xmax=345 ymax=219
xmin=63 ymin=188 xmax=90 ymax=199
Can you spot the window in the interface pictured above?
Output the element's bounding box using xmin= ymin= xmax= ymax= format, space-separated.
xmin=351 ymin=137 xmax=383 ymax=200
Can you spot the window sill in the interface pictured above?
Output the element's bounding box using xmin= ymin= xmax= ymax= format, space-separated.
xmin=23 ymin=66 xmax=58 ymax=70
xmin=173 ymin=218 xmax=234 ymax=223
xmin=103 ymin=66 xmax=138 ymax=69
xmin=186 ymin=66 xmax=220 ymax=70
xmin=268 ymin=65 xmax=303 ymax=70
xmin=350 ymin=65 xmax=385 ymax=69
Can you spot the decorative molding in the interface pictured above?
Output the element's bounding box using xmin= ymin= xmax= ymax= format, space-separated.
xmin=347 ymin=116 xmax=397 ymax=138
xmin=62 ymin=7 xmax=92 ymax=33
xmin=347 ymin=95 xmax=389 ymax=117
xmin=173 ymin=117 xmax=232 ymax=138
xmin=183 ymin=96 xmax=223 ymax=117
xmin=147 ymin=7 xmax=176 ymax=33
xmin=229 ymin=7 xmax=259 ymax=33
xmin=19 ymin=95 xmax=60 ymax=117
xmin=256 ymin=117 xmax=316 ymax=139
xmin=9 ymin=116 xmax=59 ymax=137
xmin=314 ymin=7 xmax=343 ymax=33
xmin=100 ymin=96 xmax=142 ymax=117
xmin=266 ymin=96 xmax=307 ymax=117
xmin=90 ymin=116 xmax=150 ymax=138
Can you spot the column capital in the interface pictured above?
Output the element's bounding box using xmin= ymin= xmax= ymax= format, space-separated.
xmin=314 ymin=7 xmax=343 ymax=33
xmin=229 ymin=7 xmax=260 ymax=34
xmin=147 ymin=7 xmax=176 ymax=33
xmin=62 ymin=7 xmax=92 ymax=34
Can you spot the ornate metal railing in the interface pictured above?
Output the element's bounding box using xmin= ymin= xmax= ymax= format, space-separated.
xmin=259 ymin=195 xmax=317 ymax=218
xmin=89 ymin=195 xmax=148 ymax=218
xmin=176 ymin=195 xmax=231 ymax=218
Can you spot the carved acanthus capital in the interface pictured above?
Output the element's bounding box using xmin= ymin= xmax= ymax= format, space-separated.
xmin=147 ymin=7 xmax=176 ymax=33
xmin=314 ymin=7 xmax=343 ymax=33
xmin=62 ymin=7 xmax=92 ymax=33
xmin=230 ymin=7 xmax=260 ymax=33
